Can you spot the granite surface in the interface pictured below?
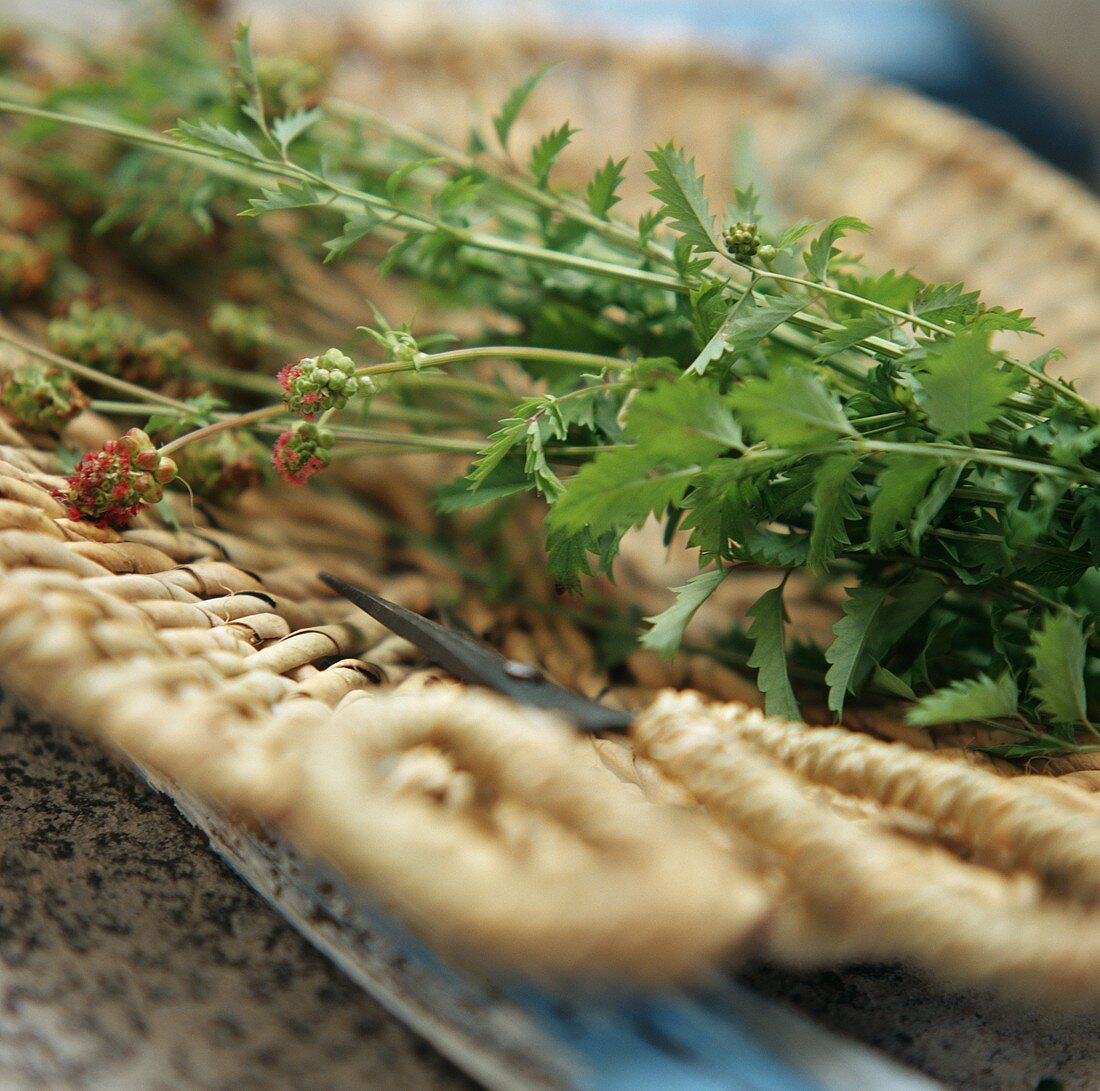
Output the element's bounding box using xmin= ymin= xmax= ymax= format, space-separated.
xmin=4 ymin=694 xmax=1100 ymax=1090
xmin=0 ymin=697 xmax=475 ymax=1091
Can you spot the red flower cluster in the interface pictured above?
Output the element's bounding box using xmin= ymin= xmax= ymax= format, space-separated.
xmin=272 ymin=422 xmax=333 ymax=485
xmin=277 ymin=348 xmax=361 ymax=420
xmin=276 ymin=360 xmax=315 ymax=416
xmin=56 ymin=428 xmax=176 ymax=529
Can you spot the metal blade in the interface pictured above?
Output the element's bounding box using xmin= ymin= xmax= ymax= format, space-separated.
xmin=321 ymin=573 xmax=632 ymax=733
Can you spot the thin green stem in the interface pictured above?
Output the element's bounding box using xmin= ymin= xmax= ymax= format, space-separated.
xmin=91 ymin=400 xmax=178 ymax=417
xmin=182 ymin=360 xmax=280 ymax=396
xmin=855 ymin=438 xmax=1100 ymax=484
xmin=392 ymin=374 xmax=515 ymax=403
xmin=158 ymin=405 xmax=286 ymax=456
xmin=748 ymin=266 xmax=950 ymax=337
xmin=423 ymin=345 xmax=632 ymax=372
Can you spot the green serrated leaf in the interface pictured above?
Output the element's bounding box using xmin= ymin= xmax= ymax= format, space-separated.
xmin=241 ymin=180 xmax=320 ymax=216
xmin=625 ymin=380 xmax=740 ymax=461
xmin=231 ymin=22 xmax=266 ymax=135
xmin=468 ymin=413 xmax=531 ymax=487
xmin=493 ymin=63 xmax=559 ymax=150
xmin=910 ymin=462 xmax=963 ymax=545
xmin=322 ymin=210 xmax=381 ymax=262
xmin=729 ymin=365 xmax=854 ymax=447
xmin=1071 ymin=494 xmax=1100 ymax=566
xmin=816 ymin=313 xmax=893 ymax=358
xmin=645 ymin=142 xmax=718 ymax=254
xmin=586 ymin=156 xmax=627 ymax=218
xmin=681 ymin=460 xmax=756 ymax=561
xmin=1029 ymin=610 xmax=1089 ymax=726
xmin=545 ymin=525 xmax=594 ymax=590
xmin=913 ymin=330 xmax=1017 ymax=437
xmin=866 ymin=573 xmax=946 ymax=666
xmin=808 ymin=454 xmax=861 ymax=572
xmin=913 ymin=281 xmax=981 ymax=325
xmin=868 ymin=457 xmax=941 ymax=551
xmin=529 ymin=122 xmax=577 ymax=186
xmin=689 ymin=292 xmax=806 ymax=376
xmin=642 ymin=568 xmax=730 ymax=658
xmin=271 ymin=107 xmax=322 ymax=154
xmin=969 ymin=307 xmax=1038 ymax=335
xmin=745 ymin=584 xmax=801 ymax=720
xmin=385 ymin=156 xmax=446 ymax=204
xmin=524 ymin=414 xmax=565 ymax=499
xmin=175 ymin=118 xmax=265 ymax=162
xmin=804 ymin=215 xmax=869 ymax=280
xmin=431 ymin=173 xmax=483 ymax=224
xmin=638 ymin=209 xmax=662 ymax=245
xmin=872 ymin=664 xmax=917 ymax=700
xmin=825 ymin=584 xmax=891 ymax=717
xmin=774 ymin=218 xmax=817 ymax=255
xmin=550 ymin=445 xmax=700 ymax=536
xmin=907 ymin=673 xmax=1018 ymax=727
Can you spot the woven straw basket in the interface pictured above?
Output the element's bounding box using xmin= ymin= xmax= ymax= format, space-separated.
xmin=4 ymin=9 xmax=1100 ymax=1004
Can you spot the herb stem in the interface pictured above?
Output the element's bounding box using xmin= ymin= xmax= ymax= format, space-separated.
xmin=422 ymin=345 xmax=632 ymax=372
xmin=856 ymin=438 xmax=1100 ymax=485
xmin=158 ymin=405 xmax=286 ymax=456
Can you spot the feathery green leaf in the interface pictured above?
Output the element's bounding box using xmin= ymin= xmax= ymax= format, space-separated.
xmin=642 ymin=567 xmax=730 ymax=658
xmin=825 ymin=584 xmax=890 ymax=717
xmin=645 ymin=142 xmax=719 ymax=254
xmin=529 ymin=122 xmax=578 ymax=187
xmin=746 ymin=584 xmax=801 ymax=720
xmin=913 ymin=330 xmax=1018 ymax=437
xmin=1029 ymin=611 xmax=1089 ymax=726
xmin=808 ymin=454 xmax=861 ymax=572
xmin=586 ymin=156 xmax=627 ymax=218
xmin=729 ymin=366 xmax=854 ymax=447
xmin=907 ymin=673 xmax=1019 ymax=727
xmin=493 ymin=63 xmax=559 ymax=150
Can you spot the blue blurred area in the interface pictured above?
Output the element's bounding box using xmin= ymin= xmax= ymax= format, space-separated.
xmin=529 ymin=0 xmax=1095 ymax=180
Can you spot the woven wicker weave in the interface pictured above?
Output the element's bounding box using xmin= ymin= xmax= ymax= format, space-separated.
xmin=3 ymin=12 xmax=1100 ymax=1001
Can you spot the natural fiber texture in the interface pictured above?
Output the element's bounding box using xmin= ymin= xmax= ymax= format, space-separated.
xmin=0 ymin=396 xmax=771 ymax=981
xmin=636 ymin=693 xmax=1100 ymax=1002
xmin=3 ymin=13 xmax=1100 ymax=998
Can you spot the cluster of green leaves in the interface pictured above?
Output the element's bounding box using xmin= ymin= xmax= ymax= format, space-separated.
xmin=4 ymin=15 xmax=1100 ymax=757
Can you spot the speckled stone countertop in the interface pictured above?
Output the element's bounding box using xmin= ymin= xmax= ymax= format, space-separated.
xmin=0 ymin=696 xmax=475 ymax=1091
xmin=4 ymin=694 xmax=1100 ymax=1090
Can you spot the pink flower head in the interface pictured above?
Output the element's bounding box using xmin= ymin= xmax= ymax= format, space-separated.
xmin=277 ymin=359 xmax=303 ymax=396
xmin=272 ymin=422 xmax=333 ymax=485
xmin=55 ymin=428 xmax=176 ymax=529
xmin=277 ymin=348 xmax=360 ymax=420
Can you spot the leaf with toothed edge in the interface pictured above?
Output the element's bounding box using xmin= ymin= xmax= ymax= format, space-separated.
xmin=645 ymin=142 xmax=720 ymax=254
xmin=492 ymin=64 xmax=560 ymax=150
xmin=746 ymin=584 xmax=801 ymax=720
xmin=907 ymin=673 xmax=1019 ymax=727
xmin=642 ymin=568 xmax=730 ymax=658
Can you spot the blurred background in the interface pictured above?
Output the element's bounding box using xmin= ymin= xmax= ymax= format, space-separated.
xmin=10 ymin=0 xmax=1100 ymax=182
